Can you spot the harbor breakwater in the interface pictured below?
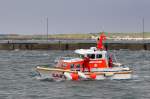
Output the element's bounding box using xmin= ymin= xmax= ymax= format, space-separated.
xmin=0 ymin=41 xmax=150 ymax=50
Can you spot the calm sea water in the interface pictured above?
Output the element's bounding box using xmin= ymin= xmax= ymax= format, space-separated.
xmin=0 ymin=50 xmax=150 ymax=99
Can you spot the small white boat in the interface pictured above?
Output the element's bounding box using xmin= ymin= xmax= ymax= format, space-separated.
xmin=35 ymin=33 xmax=132 ymax=81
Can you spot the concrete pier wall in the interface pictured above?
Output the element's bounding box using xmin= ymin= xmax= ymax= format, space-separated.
xmin=0 ymin=42 xmax=149 ymax=50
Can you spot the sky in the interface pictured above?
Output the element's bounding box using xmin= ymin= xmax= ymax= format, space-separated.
xmin=0 ymin=0 xmax=150 ymax=34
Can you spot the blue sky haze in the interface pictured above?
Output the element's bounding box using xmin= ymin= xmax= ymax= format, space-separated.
xmin=0 ymin=0 xmax=150 ymax=34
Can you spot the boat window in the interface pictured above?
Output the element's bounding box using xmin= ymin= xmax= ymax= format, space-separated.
xmin=62 ymin=63 xmax=67 ymax=67
xmin=76 ymin=64 xmax=80 ymax=71
xmin=70 ymin=64 xmax=74 ymax=68
xmin=105 ymin=53 xmax=109 ymax=61
xmin=87 ymin=54 xmax=95 ymax=59
xmin=76 ymin=64 xmax=80 ymax=68
xmin=96 ymin=54 xmax=102 ymax=58
xmin=79 ymin=55 xmax=84 ymax=58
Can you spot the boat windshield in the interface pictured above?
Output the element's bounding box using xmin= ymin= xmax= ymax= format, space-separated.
xmin=87 ymin=54 xmax=95 ymax=59
xmin=96 ymin=54 xmax=102 ymax=59
xmin=63 ymin=54 xmax=84 ymax=59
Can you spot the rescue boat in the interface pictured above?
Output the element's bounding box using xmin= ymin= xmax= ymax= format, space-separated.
xmin=35 ymin=33 xmax=132 ymax=81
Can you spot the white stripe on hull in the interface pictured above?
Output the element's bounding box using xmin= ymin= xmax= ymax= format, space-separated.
xmin=37 ymin=72 xmax=132 ymax=80
xmin=36 ymin=67 xmax=132 ymax=80
xmin=111 ymin=74 xmax=132 ymax=80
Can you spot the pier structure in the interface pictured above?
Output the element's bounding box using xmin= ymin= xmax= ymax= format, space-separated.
xmin=0 ymin=40 xmax=150 ymax=50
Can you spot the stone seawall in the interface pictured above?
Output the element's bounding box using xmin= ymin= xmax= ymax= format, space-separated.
xmin=0 ymin=42 xmax=150 ymax=50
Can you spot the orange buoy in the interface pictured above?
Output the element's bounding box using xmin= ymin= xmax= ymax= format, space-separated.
xmin=90 ymin=73 xmax=96 ymax=80
xmin=71 ymin=73 xmax=78 ymax=80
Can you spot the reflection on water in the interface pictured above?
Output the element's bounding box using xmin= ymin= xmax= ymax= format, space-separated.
xmin=0 ymin=50 xmax=150 ymax=99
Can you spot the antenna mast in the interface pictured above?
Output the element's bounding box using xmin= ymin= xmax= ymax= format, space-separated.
xmin=46 ymin=16 xmax=49 ymax=41
xmin=142 ymin=18 xmax=144 ymax=40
